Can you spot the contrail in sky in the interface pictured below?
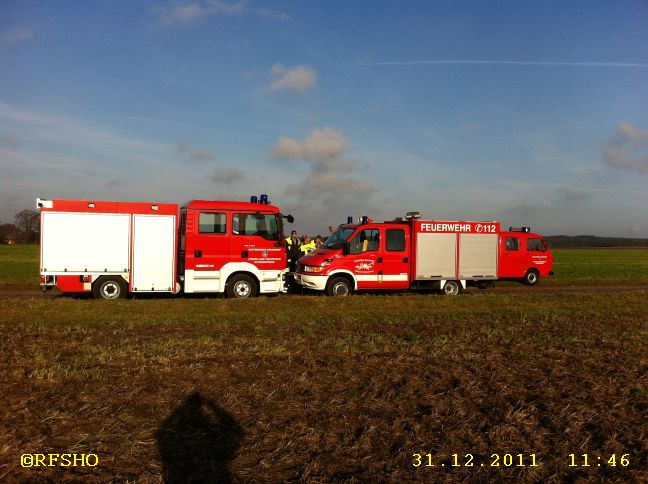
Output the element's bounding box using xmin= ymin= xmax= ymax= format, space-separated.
xmin=357 ymin=59 xmax=648 ymax=68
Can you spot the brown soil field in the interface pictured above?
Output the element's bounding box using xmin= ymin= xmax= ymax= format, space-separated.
xmin=1 ymin=293 xmax=647 ymax=482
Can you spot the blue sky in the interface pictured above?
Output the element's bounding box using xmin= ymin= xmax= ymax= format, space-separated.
xmin=2 ymin=0 xmax=647 ymax=236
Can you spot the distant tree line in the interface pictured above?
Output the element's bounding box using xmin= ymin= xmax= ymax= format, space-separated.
xmin=1 ymin=209 xmax=40 ymax=244
xmin=2 ymin=208 xmax=648 ymax=248
xmin=545 ymin=235 xmax=648 ymax=248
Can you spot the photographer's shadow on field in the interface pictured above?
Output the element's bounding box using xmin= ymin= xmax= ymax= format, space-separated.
xmin=156 ymin=392 xmax=244 ymax=483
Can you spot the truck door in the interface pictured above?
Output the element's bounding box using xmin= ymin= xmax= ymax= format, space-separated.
xmin=347 ymin=227 xmax=382 ymax=289
xmin=499 ymin=235 xmax=524 ymax=277
xmin=380 ymin=226 xmax=410 ymax=289
xmin=185 ymin=209 xmax=230 ymax=276
xmin=524 ymin=236 xmax=552 ymax=276
xmin=229 ymin=212 xmax=285 ymax=271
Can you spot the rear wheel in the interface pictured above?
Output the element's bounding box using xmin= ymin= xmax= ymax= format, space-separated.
xmin=326 ymin=277 xmax=352 ymax=296
xmin=93 ymin=276 xmax=127 ymax=300
xmin=226 ymin=274 xmax=258 ymax=298
xmin=523 ymin=268 xmax=540 ymax=286
xmin=442 ymin=280 xmax=461 ymax=296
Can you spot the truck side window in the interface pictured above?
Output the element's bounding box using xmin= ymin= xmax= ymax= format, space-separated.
xmin=350 ymin=229 xmax=380 ymax=254
xmin=527 ymin=238 xmax=546 ymax=252
xmin=386 ymin=229 xmax=405 ymax=251
xmin=199 ymin=212 xmax=226 ymax=234
xmin=233 ymin=213 xmax=280 ymax=240
xmin=505 ymin=237 xmax=519 ymax=251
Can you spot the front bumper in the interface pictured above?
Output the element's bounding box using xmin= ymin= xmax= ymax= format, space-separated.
xmin=294 ymin=273 xmax=328 ymax=291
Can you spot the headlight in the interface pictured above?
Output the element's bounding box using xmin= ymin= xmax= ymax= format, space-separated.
xmin=303 ymin=265 xmax=324 ymax=273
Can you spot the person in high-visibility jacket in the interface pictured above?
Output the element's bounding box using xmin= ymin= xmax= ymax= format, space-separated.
xmin=285 ymin=230 xmax=302 ymax=272
xmin=300 ymin=235 xmax=316 ymax=256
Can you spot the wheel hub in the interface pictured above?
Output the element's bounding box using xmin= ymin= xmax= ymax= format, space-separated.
xmin=101 ymin=282 xmax=119 ymax=299
xmin=333 ymin=282 xmax=349 ymax=296
xmin=234 ymin=281 xmax=251 ymax=297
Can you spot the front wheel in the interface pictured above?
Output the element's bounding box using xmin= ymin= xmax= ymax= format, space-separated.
xmin=326 ymin=277 xmax=353 ymax=296
xmin=226 ymin=274 xmax=258 ymax=298
xmin=442 ymin=280 xmax=461 ymax=296
xmin=523 ymin=269 xmax=540 ymax=286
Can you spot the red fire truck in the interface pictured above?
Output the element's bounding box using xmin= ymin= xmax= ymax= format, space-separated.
xmin=295 ymin=212 xmax=553 ymax=296
xmin=37 ymin=196 xmax=294 ymax=299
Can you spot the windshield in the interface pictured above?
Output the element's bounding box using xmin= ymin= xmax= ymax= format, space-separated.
xmin=322 ymin=227 xmax=355 ymax=249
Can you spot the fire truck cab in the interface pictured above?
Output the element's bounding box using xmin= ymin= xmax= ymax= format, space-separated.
xmin=295 ymin=213 xmax=552 ymax=296
xmin=179 ymin=199 xmax=289 ymax=297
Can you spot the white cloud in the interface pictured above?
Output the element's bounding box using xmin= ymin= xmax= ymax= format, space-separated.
xmin=157 ymin=3 xmax=208 ymax=24
xmin=357 ymin=59 xmax=648 ymax=68
xmin=271 ymin=135 xmax=303 ymax=160
xmin=272 ymin=128 xmax=346 ymax=161
xmin=266 ymin=64 xmax=317 ymax=93
xmin=270 ymin=128 xmax=376 ymax=214
xmin=603 ymin=122 xmax=648 ymax=174
xmin=154 ymin=1 xmax=288 ymax=26
xmin=2 ymin=28 xmax=33 ymax=45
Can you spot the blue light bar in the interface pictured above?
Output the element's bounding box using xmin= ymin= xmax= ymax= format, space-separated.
xmin=250 ymin=195 xmax=258 ymax=203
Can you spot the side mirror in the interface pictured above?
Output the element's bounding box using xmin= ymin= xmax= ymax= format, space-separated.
xmin=286 ymin=214 xmax=294 ymax=224
xmin=342 ymin=242 xmax=350 ymax=256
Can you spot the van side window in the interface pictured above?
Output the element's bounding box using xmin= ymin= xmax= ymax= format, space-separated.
xmin=527 ymin=238 xmax=546 ymax=252
xmin=198 ymin=212 xmax=226 ymax=234
xmin=350 ymin=229 xmax=380 ymax=254
xmin=505 ymin=237 xmax=519 ymax=251
xmin=386 ymin=229 xmax=405 ymax=251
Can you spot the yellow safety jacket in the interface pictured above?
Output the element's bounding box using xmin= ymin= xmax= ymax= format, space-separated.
xmin=300 ymin=241 xmax=316 ymax=255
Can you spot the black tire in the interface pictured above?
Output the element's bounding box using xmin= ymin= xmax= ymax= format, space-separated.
xmin=93 ymin=276 xmax=127 ymax=300
xmin=226 ymin=274 xmax=258 ymax=298
xmin=523 ymin=268 xmax=540 ymax=286
xmin=442 ymin=280 xmax=461 ymax=296
xmin=326 ymin=276 xmax=353 ymax=296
